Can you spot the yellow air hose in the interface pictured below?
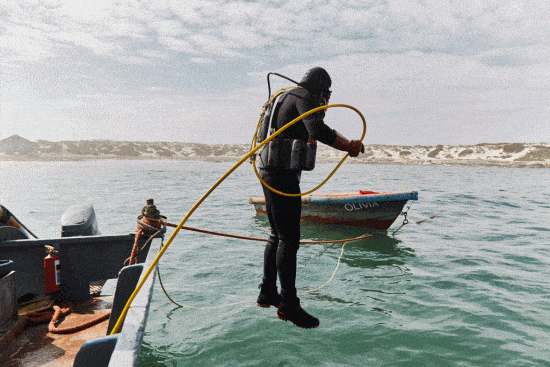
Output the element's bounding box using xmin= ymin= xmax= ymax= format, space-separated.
xmin=110 ymin=103 xmax=367 ymax=334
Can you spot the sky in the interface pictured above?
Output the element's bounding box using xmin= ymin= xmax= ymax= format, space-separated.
xmin=0 ymin=0 xmax=549 ymax=146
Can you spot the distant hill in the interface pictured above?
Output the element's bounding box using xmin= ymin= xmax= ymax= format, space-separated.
xmin=0 ymin=135 xmax=548 ymax=168
xmin=0 ymin=135 xmax=39 ymax=154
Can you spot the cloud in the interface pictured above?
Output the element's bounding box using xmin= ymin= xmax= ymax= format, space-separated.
xmin=318 ymin=50 xmax=549 ymax=145
xmin=480 ymin=45 xmax=550 ymax=67
xmin=0 ymin=0 xmax=548 ymax=144
xmin=2 ymin=1 xmax=549 ymax=67
xmin=159 ymin=36 xmax=195 ymax=53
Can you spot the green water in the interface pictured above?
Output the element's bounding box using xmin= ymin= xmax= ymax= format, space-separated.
xmin=1 ymin=160 xmax=549 ymax=366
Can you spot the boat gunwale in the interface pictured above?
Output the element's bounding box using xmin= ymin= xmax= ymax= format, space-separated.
xmin=0 ymin=233 xmax=137 ymax=248
xmin=106 ymin=240 xmax=158 ymax=367
xmin=249 ymin=191 xmax=418 ymax=205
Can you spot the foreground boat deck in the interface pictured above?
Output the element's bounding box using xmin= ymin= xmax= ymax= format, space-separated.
xmin=3 ymin=296 xmax=112 ymax=367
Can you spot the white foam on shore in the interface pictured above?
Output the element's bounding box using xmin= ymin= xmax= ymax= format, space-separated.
xmin=317 ymin=142 xmax=550 ymax=168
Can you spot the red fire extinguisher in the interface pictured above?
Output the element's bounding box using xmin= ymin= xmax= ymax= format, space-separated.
xmin=44 ymin=249 xmax=61 ymax=294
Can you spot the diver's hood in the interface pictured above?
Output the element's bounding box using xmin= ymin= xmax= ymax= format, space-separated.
xmin=298 ymin=67 xmax=331 ymax=94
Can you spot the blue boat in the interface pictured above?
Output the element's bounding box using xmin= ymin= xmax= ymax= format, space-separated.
xmin=250 ymin=190 xmax=419 ymax=230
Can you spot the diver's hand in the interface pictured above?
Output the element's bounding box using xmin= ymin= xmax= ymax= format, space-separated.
xmin=332 ymin=133 xmax=364 ymax=157
xmin=347 ymin=140 xmax=364 ymax=157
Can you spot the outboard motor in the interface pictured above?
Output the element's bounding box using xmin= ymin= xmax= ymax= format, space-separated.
xmin=61 ymin=204 xmax=99 ymax=237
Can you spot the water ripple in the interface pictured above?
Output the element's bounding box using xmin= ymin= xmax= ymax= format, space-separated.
xmin=4 ymin=161 xmax=550 ymax=366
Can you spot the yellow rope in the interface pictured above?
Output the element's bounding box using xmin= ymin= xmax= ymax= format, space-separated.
xmin=300 ymin=241 xmax=348 ymax=295
xmin=157 ymin=239 xmax=360 ymax=309
xmin=110 ymin=103 xmax=366 ymax=334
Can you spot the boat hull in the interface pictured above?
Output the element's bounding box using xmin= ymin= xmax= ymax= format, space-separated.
xmin=250 ymin=191 xmax=418 ymax=230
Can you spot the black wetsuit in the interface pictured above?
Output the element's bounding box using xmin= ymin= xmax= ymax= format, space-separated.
xmin=260 ymin=87 xmax=337 ymax=303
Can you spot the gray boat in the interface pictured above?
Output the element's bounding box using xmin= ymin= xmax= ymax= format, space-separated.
xmin=0 ymin=200 xmax=162 ymax=367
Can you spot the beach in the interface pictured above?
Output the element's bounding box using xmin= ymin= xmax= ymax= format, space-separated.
xmin=1 ymin=135 xmax=549 ymax=168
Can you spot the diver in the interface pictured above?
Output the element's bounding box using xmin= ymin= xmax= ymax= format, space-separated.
xmin=256 ymin=67 xmax=365 ymax=329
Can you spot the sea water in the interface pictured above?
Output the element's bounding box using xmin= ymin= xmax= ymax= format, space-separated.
xmin=1 ymin=160 xmax=549 ymax=367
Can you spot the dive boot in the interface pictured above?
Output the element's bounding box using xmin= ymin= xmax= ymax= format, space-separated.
xmin=276 ymin=301 xmax=320 ymax=329
xmin=256 ymin=292 xmax=283 ymax=308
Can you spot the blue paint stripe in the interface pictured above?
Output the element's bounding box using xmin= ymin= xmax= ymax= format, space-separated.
xmin=306 ymin=191 xmax=418 ymax=204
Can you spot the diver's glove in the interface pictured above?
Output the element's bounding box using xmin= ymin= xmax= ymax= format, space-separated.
xmin=332 ymin=131 xmax=365 ymax=157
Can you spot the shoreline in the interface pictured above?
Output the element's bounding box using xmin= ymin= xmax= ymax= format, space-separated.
xmin=0 ymin=136 xmax=549 ymax=168
xmin=0 ymin=153 xmax=548 ymax=169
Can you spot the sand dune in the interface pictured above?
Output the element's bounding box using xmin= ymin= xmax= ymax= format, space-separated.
xmin=1 ymin=135 xmax=548 ymax=168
